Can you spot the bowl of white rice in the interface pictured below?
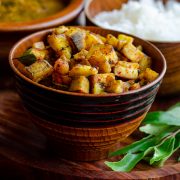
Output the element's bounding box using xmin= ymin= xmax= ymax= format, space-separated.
xmin=85 ymin=0 xmax=180 ymax=96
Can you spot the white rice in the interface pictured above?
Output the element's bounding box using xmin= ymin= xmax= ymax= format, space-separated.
xmin=93 ymin=0 xmax=180 ymax=41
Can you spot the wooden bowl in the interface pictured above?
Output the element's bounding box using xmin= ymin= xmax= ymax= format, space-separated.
xmin=9 ymin=26 xmax=166 ymax=161
xmin=30 ymin=113 xmax=145 ymax=161
xmin=85 ymin=0 xmax=180 ymax=96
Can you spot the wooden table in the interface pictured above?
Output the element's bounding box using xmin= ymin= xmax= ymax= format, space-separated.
xmin=0 ymin=90 xmax=179 ymax=180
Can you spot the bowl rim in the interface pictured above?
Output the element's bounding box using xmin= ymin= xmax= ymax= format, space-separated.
xmin=85 ymin=0 xmax=180 ymax=44
xmin=9 ymin=26 xmax=167 ymax=97
xmin=0 ymin=0 xmax=84 ymax=32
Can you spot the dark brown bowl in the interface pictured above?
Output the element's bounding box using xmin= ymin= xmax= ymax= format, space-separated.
xmin=85 ymin=0 xmax=180 ymax=96
xmin=9 ymin=26 xmax=166 ymax=161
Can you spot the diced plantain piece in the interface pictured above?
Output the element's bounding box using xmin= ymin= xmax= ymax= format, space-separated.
xmin=106 ymin=34 xmax=119 ymax=48
xmin=26 ymin=60 xmax=53 ymax=82
xmin=117 ymin=34 xmax=134 ymax=50
xmin=54 ymin=58 xmax=69 ymax=75
xmin=85 ymin=32 xmax=104 ymax=50
xmin=114 ymin=61 xmax=139 ymax=80
xmin=143 ymin=68 xmax=159 ymax=82
xmin=52 ymin=71 xmax=72 ymax=86
xmin=69 ymin=30 xmax=86 ymax=51
xmin=54 ymin=26 xmax=69 ymax=35
xmin=69 ymin=64 xmax=98 ymax=77
xmin=18 ymin=48 xmax=49 ymax=66
xmin=47 ymin=33 xmax=71 ymax=59
xmin=137 ymin=45 xmax=143 ymax=51
xmin=130 ymin=82 xmax=141 ymax=90
xmin=74 ymin=49 xmax=88 ymax=61
xmin=122 ymin=43 xmax=145 ymax=62
xmin=97 ymin=34 xmax=106 ymax=43
xmin=90 ymin=73 xmax=115 ymax=94
xmin=139 ymin=55 xmax=152 ymax=72
xmin=32 ymin=41 xmax=45 ymax=50
xmin=69 ymin=76 xmax=89 ymax=93
xmin=106 ymin=80 xmax=124 ymax=93
xmin=87 ymin=44 xmax=118 ymax=72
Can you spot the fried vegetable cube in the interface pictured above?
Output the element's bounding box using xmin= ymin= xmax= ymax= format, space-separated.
xmin=143 ymin=68 xmax=159 ymax=82
xmin=87 ymin=44 xmax=118 ymax=73
xmin=52 ymin=72 xmax=72 ymax=85
xmin=139 ymin=55 xmax=152 ymax=72
xmin=69 ymin=30 xmax=86 ymax=51
xmin=69 ymin=64 xmax=98 ymax=77
xmin=18 ymin=48 xmax=49 ymax=66
xmin=47 ymin=33 xmax=71 ymax=59
xmin=130 ymin=82 xmax=141 ymax=90
xmin=69 ymin=76 xmax=89 ymax=93
xmin=122 ymin=43 xmax=145 ymax=62
xmin=54 ymin=26 xmax=69 ymax=35
xmin=114 ymin=61 xmax=139 ymax=80
xmin=32 ymin=41 xmax=45 ymax=50
xmin=26 ymin=60 xmax=53 ymax=82
xmin=106 ymin=34 xmax=119 ymax=48
xmin=117 ymin=34 xmax=134 ymax=50
xmin=74 ymin=49 xmax=88 ymax=61
xmin=85 ymin=32 xmax=104 ymax=50
xmin=90 ymin=73 xmax=115 ymax=94
xmin=106 ymin=80 xmax=124 ymax=93
xmin=54 ymin=58 xmax=69 ymax=75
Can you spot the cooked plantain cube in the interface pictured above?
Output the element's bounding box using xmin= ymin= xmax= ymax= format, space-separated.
xmin=85 ymin=32 xmax=104 ymax=50
xmin=32 ymin=41 xmax=45 ymax=50
xmin=74 ymin=49 xmax=88 ymax=61
xmin=47 ymin=33 xmax=71 ymax=59
xmin=106 ymin=34 xmax=119 ymax=49
xmin=54 ymin=26 xmax=69 ymax=35
xmin=137 ymin=45 xmax=143 ymax=51
xmin=69 ymin=76 xmax=89 ymax=93
xmin=52 ymin=72 xmax=72 ymax=85
xmin=90 ymin=73 xmax=115 ymax=94
xmin=114 ymin=61 xmax=139 ymax=80
xmin=26 ymin=60 xmax=53 ymax=82
xmin=69 ymin=64 xmax=98 ymax=77
xmin=88 ymin=55 xmax=111 ymax=73
xmin=139 ymin=55 xmax=152 ymax=72
xmin=143 ymin=68 xmax=159 ymax=82
xmin=69 ymin=30 xmax=86 ymax=51
xmin=87 ymin=44 xmax=118 ymax=72
xmin=117 ymin=34 xmax=134 ymax=50
xmin=18 ymin=48 xmax=49 ymax=66
xmin=106 ymin=80 xmax=124 ymax=93
xmin=130 ymin=82 xmax=141 ymax=90
xmin=54 ymin=58 xmax=69 ymax=75
xmin=122 ymin=43 xmax=145 ymax=62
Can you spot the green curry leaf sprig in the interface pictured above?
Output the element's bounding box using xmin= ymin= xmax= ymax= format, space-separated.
xmin=105 ymin=103 xmax=180 ymax=172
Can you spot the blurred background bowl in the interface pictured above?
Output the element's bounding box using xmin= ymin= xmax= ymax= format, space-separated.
xmin=9 ymin=26 xmax=166 ymax=161
xmin=0 ymin=0 xmax=83 ymax=89
xmin=85 ymin=0 xmax=180 ymax=96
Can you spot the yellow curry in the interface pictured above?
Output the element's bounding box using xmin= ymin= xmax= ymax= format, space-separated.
xmin=0 ymin=0 xmax=65 ymax=22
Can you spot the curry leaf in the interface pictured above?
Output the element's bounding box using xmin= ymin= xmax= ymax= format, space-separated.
xmin=139 ymin=124 xmax=170 ymax=135
xmin=109 ymin=135 xmax=155 ymax=157
xmin=105 ymin=152 xmax=145 ymax=172
xmin=150 ymin=136 xmax=175 ymax=165
xmin=105 ymin=103 xmax=180 ymax=172
xmin=143 ymin=103 xmax=180 ymax=126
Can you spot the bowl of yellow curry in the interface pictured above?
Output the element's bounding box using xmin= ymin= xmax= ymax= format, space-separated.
xmin=9 ymin=26 xmax=166 ymax=161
